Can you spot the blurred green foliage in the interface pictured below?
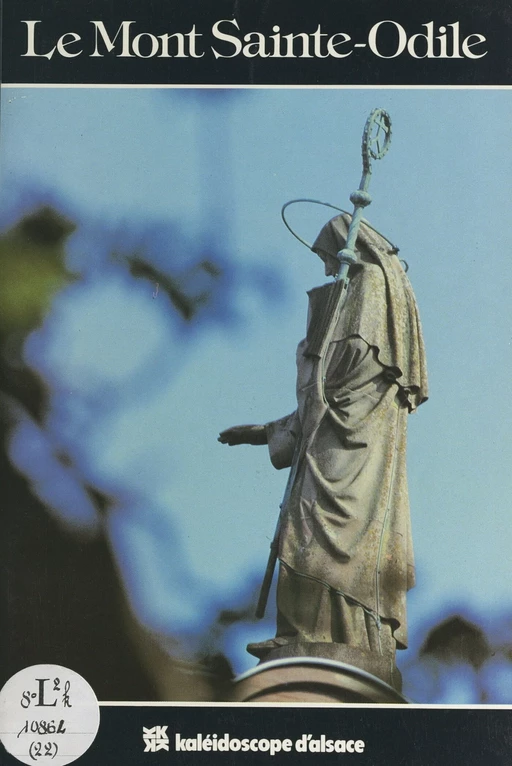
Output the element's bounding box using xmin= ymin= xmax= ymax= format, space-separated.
xmin=0 ymin=207 xmax=75 ymax=338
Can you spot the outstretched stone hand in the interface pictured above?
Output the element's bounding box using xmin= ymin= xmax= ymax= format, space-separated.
xmin=218 ymin=424 xmax=268 ymax=446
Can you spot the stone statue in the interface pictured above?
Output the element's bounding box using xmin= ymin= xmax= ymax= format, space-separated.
xmin=219 ymin=213 xmax=428 ymax=684
xmin=220 ymin=111 xmax=428 ymax=688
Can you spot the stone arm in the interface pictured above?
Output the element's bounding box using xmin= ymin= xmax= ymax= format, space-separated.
xmin=218 ymin=424 xmax=267 ymax=446
xmin=218 ymin=412 xmax=300 ymax=472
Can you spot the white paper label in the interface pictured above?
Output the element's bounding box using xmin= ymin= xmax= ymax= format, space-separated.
xmin=0 ymin=664 xmax=100 ymax=765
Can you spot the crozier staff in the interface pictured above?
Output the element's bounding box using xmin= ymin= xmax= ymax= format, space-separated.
xmin=219 ymin=111 xmax=428 ymax=668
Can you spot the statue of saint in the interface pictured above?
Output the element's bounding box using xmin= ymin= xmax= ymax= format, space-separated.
xmin=219 ymin=213 xmax=428 ymax=677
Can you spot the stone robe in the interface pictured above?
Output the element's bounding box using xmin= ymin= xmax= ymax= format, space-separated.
xmin=265 ymin=215 xmax=428 ymax=651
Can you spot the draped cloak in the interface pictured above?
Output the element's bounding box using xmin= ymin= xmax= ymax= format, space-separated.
xmin=265 ymin=215 xmax=428 ymax=650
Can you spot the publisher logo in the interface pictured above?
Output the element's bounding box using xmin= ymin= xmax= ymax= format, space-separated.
xmin=143 ymin=726 xmax=169 ymax=752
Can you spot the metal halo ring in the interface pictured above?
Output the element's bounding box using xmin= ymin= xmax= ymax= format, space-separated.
xmin=281 ymin=198 xmax=399 ymax=254
xmin=281 ymin=199 xmax=350 ymax=249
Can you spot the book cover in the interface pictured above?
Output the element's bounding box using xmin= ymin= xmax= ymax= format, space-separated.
xmin=1 ymin=1 xmax=511 ymax=763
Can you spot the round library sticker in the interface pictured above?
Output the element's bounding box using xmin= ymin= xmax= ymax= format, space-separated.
xmin=0 ymin=665 xmax=100 ymax=765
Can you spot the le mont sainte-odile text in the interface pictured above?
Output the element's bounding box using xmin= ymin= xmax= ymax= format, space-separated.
xmin=22 ymin=19 xmax=487 ymax=60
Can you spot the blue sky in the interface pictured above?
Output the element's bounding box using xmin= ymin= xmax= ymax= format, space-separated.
xmin=2 ymin=86 xmax=511 ymax=685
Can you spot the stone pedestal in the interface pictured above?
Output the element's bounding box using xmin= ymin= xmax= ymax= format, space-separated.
xmin=233 ymin=657 xmax=408 ymax=704
xmin=263 ymin=642 xmax=402 ymax=691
